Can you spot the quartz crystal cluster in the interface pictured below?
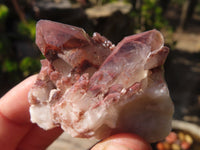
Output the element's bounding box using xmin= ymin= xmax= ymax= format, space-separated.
xmin=28 ymin=20 xmax=174 ymax=143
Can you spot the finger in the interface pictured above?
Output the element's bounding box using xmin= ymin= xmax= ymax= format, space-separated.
xmin=0 ymin=75 xmax=37 ymax=124
xmin=0 ymin=75 xmax=37 ymax=149
xmin=0 ymin=111 xmax=31 ymax=149
xmin=91 ymin=133 xmax=152 ymax=150
xmin=0 ymin=75 xmax=63 ymax=149
xmin=17 ymin=125 xmax=63 ymax=150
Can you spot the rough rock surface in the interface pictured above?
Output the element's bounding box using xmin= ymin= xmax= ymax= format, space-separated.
xmin=28 ymin=20 xmax=174 ymax=143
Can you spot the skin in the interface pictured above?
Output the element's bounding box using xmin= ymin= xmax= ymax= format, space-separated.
xmin=0 ymin=75 xmax=152 ymax=150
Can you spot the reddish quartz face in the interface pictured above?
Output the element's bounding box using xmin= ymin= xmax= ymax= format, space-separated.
xmin=28 ymin=20 xmax=174 ymax=143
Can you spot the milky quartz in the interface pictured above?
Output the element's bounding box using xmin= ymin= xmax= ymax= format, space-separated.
xmin=28 ymin=20 xmax=174 ymax=143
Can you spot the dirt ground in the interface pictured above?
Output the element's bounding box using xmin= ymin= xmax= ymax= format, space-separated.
xmin=164 ymin=5 xmax=200 ymax=124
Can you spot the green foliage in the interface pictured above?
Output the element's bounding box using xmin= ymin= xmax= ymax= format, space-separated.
xmin=17 ymin=20 xmax=36 ymax=41
xmin=0 ymin=4 xmax=40 ymax=92
xmin=19 ymin=57 xmax=40 ymax=77
xmin=0 ymin=4 xmax=9 ymax=23
xmin=141 ymin=0 xmax=165 ymax=29
xmin=0 ymin=35 xmax=11 ymax=56
xmin=129 ymin=0 xmax=170 ymax=32
xmin=2 ymin=59 xmax=18 ymax=72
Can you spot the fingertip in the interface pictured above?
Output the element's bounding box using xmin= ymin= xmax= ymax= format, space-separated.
xmin=18 ymin=74 xmax=38 ymax=91
xmin=91 ymin=133 xmax=152 ymax=150
xmin=0 ymin=74 xmax=38 ymax=124
xmin=0 ymin=74 xmax=37 ymax=101
xmin=0 ymin=75 xmax=38 ymax=148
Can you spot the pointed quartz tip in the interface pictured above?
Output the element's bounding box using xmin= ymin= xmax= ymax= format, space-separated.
xmin=122 ymin=29 xmax=164 ymax=51
xmin=36 ymin=20 xmax=91 ymax=60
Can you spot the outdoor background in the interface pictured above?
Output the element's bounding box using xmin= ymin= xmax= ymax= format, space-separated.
xmin=0 ymin=0 xmax=200 ymax=149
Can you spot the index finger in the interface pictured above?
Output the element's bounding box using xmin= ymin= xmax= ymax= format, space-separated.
xmin=0 ymin=75 xmax=37 ymax=124
xmin=0 ymin=75 xmax=37 ymax=148
xmin=0 ymin=75 xmax=63 ymax=149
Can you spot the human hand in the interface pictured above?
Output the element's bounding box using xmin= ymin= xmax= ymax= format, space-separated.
xmin=0 ymin=75 xmax=152 ymax=150
xmin=0 ymin=75 xmax=63 ymax=149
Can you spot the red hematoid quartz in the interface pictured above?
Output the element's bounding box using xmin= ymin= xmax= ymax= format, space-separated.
xmin=28 ymin=20 xmax=174 ymax=143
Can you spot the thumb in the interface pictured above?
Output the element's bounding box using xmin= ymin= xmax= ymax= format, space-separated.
xmin=91 ymin=133 xmax=152 ymax=150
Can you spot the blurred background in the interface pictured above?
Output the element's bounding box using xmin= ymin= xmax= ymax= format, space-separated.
xmin=0 ymin=0 xmax=200 ymax=149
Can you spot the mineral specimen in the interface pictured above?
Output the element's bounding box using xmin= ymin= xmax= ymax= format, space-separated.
xmin=28 ymin=20 xmax=174 ymax=143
